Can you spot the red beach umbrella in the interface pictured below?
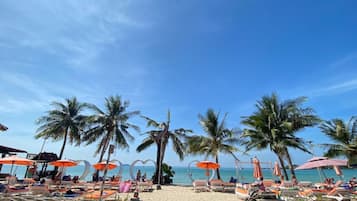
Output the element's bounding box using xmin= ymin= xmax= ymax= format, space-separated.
xmin=252 ymin=157 xmax=263 ymax=179
xmin=93 ymin=161 xmax=117 ymax=171
xmin=273 ymin=161 xmax=282 ymax=177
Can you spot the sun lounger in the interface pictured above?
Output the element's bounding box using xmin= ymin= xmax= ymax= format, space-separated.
xmin=210 ymin=179 xmax=224 ymax=192
xmin=137 ymin=180 xmax=153 ymax=192
xmin=83 ymin=190 xmax=117 ymax=200
xmin=193 ymin=180 xmax=209 ymax=192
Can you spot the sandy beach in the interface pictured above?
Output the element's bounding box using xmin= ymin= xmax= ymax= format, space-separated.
xmin=116 ymin=185 xmax=238 ymax=201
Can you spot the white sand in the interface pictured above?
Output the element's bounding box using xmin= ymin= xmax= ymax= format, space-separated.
xmin=116 ymin=185 xmax=239 ymax=201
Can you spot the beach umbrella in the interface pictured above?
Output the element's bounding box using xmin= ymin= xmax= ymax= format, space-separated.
xmin=252 ymin=157 xmax=263 ymax=179
xmin=273 ymin=161 xmax=282 ymax=177
xmin=93 ymin=161 xmax=117 ymax=171
xmin=49 ymin=159 xmax=78 ymax=184
xmin=0 ymin=155 xmax=34 ymax=174
xmin=295 ymin=157 xmax=347 ymax=170
xmin=49 ymin=159 xmax=78 ymax=167
xmin=196 ymin=161 xmax=220 ymax=180
xmin=295 ymin=156 xmax=347 ymax=182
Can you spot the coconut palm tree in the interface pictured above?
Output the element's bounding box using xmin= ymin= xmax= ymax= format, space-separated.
xmin=319 ymin=117 xmax=357 ymax=166
xmin=35 ymin=97 xmax=87 ymax=160
xmin=241 ymin=93 xmax=320 ymax=180
xmin=82 ymin=96 xmax=140 ymax=163
xmin=136 ymin=111 xmax=191 ymax=184
xmin=186 ymin=109 xmax=240 ymax=180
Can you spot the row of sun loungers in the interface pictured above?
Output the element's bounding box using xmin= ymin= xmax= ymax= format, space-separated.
xmin=192 ymin=179 xmax=235 ymax=193
xmin=234 ymin=179 xmax=357 ymax=201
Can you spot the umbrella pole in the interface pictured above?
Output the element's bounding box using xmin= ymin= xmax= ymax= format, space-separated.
xmin=10 ymin=162 xmax=14 ymax=175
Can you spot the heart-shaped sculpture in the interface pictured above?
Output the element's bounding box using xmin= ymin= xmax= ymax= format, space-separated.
xmin=129 ymin=159 xmax=156 ymax=180
xmin=187 ymin=160 xmax=216 ymax=182
xmin=74 ymin=160 xmax=91 ymax=181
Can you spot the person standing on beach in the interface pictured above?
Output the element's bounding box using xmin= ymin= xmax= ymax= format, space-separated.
xmin=136 ymin=170 xmax=141 ymax=181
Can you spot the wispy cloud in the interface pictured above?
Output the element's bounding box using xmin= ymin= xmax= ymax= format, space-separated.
xmin=0 ymin=1 xmax=151 ymax=71
xmin=329 ymin=52 xmax=357 ymax=69
xmin=0 ymin=71 xmax=93 ymax=113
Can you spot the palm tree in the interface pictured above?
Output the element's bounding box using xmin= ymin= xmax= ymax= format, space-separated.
xmin=136 ymin=111 xmax=191 ymax=184
xmin=241 ymin=93 xmax=320 ymax=180
xmin=319 ymin=117 xmax=357 ymax=166
xmin=35 ymin=97 xmax=87 ymax=160
xmin=186 ymin=109 xmax=240 ymax=180
xmin=82 ymin=96 xmax=140 ymax=163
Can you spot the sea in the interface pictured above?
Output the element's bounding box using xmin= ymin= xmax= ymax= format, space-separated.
xmin=1 ymin=164 xmax=356 ymax=185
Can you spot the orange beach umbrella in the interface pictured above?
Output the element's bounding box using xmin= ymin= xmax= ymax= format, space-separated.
xmin=252 ymin=157 xmax=263 ymax=179
xmin=49 ymin=159 xmax=78 ymax=167
xmin=0 ymin=155 xmax=34 ymax=174
xmin=93 ymin=161 xmax=117 ymax=171
xmin=196 ymin=161 xmax=220 ymax=177
xmin=273 ymin=161 xmax=282 ymax=176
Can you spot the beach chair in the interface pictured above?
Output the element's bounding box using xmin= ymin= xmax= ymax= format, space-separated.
xmin=210 ymin=179 xmax=224 ymax=192
xmin=29 ymin=185 xmax=51 ymax=196
xmin=222 ymin=182 xmax=236 ymax=193
xmin=193 ymin=180 xmax=209 ymax=192
xmin=137 ymin=180 xmax=153 ymax=192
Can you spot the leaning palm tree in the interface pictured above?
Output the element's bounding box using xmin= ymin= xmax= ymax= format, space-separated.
xmin=319 ymin=117 xmax=357 ymax=166
xmin=35 ymin=97 xmax=87 ymax=160
xmin=241 ymin=93 xmax=320 ymax=180
xmin=136 ymin=110 xmax=191 ymax=184
xmin=82 ymin=96 xmax=140 ymax=164
xmin=186 ymin=109 xmax=240 ymax=180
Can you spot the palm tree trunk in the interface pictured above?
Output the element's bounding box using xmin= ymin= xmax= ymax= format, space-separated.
xmin=58 ymin=129 xmax=68 ymax=160
xmin=277 ymin=154 xmax=289 ymax=180
xmin=158 ymin=140 xmax=168 ymax=185
xmin=53 ymin=129 xmax=68 ymax=178
xmin=215 ymin=154 xmax=221 ymax=180
xmin=96 ymin=137 xmax=109 ymax=177
xmin=154 ymin=142 xmax=161 ymax=184
xmin=284 ymin=147 xmax=296 ymax=178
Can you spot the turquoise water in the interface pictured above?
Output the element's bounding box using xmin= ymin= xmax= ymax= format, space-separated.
xmin=1 ymin=165 xmax=356 ymax=185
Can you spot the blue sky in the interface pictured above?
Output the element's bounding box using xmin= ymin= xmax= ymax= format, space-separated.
xmin=1 ymin=0 xmax=357 ymax=167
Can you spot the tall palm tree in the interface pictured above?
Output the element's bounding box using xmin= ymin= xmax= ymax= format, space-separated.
xmin=319 ymin=117 xmax=357 ymax=166
xmin=241 ymin=93 xmax=320 ymax=180
xmin=82 ymin=96 xmax=140 ymax=163
xmin=186 ymin=109 xmax=240 ymax=180
xmin=136 ymin=111 xmax=191 ymax=184
xmin=35 ymin=97 xmax=87 ymax=160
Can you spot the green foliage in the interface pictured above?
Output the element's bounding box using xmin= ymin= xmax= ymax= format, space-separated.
xmin=136 ymin=110 xmax=191 ymax=184
xmin=186 ymin=109 xmax=241 ymax=179
xmin=35 ymin=97 xmax=88 ymax=159
xmin=82 ymin=95 xmax=140 ymax=162
xmin=319 ymin=116 xmax=357 ymax=165
xmin=241 ymin=93 xmax=320 ymax=179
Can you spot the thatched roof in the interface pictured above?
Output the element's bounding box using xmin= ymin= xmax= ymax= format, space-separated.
xmin=32 ymin=152 xmax=58 ymax=162
xmin=0 ymin=145 xmax=27 ymax=154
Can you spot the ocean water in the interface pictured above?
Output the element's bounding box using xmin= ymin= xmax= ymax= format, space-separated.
xmin=1 ymin=164 xmax=356 ymax=185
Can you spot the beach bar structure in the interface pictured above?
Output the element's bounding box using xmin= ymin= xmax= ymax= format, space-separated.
xmin=0 ymin=145 xmax=27 ymax=179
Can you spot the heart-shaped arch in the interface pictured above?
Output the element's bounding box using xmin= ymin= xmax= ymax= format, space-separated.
xmin=74 ymin=160 xmax=91 ymax=181
xmin=129 ymin=159 xmax=156 ymax=180
xmin=187 ymin=160 xmax=215 ymax=182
